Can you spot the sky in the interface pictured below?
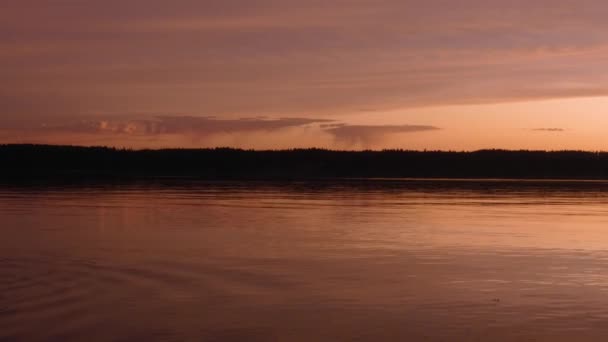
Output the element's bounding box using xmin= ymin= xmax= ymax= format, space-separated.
xmin=2 ymin=0 xmax=608 ymax=150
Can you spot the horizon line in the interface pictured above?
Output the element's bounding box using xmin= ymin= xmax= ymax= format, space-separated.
xmin=3 ymin=143 xmax=608 ymax=154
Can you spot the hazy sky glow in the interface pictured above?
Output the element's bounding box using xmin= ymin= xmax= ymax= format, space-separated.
xmin=2 ymin=0 xmax=608 ymax=150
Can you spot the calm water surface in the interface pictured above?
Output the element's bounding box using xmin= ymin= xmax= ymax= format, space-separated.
xmin=2 ymin=180 xmax=608 ymax=341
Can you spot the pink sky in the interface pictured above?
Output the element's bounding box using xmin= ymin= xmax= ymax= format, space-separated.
xmin=2 ymin=0 xmax=608 ymax=150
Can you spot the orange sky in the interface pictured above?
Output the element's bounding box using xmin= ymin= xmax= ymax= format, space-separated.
xmin=2 ymin=0 xmax=608 ymax=150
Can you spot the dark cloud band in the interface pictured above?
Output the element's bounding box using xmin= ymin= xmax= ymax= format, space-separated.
xmin=34 ymin=116 xmax=332 ymax=136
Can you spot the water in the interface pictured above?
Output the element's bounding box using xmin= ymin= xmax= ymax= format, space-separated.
xmin=2 ymin=180 xmax=608 ymax=341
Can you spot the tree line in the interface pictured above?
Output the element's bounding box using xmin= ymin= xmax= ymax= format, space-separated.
xmin=2 ymin=144 xmax=608 ymax=180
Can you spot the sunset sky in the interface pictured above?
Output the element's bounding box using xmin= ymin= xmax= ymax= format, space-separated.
xmin=2 ymin=0 xmax=608 ymax=150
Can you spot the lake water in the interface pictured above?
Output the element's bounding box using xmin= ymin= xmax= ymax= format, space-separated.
xmin=3 ymin=180 xmax=608 ymax=341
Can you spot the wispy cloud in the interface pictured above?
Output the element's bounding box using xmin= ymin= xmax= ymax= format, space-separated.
xmin=532 ymin=128 xmax=565 ymax=132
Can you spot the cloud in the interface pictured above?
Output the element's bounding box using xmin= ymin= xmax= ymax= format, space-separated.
xmin=532 ymin=128 xmax=565 ymax=132
xmin=0 ymin=113 xmax=443 ymax=149
xmin=3 ymin=0 xmax=608 ymax=121
xmin=323 ymin=124 xmax=440 ymax=146
xmin=0 ymin=114 xmax=342 ymax=148
xmin=36 ymin=116 xmax=332 ymax=136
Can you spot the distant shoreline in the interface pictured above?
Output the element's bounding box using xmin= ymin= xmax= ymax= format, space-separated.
xmin=3 ymin=144 xmax=608 ymax=181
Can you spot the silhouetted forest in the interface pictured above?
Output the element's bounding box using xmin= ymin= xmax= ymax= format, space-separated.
xmin=2 ymin=144 xmax=608 ymax=180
